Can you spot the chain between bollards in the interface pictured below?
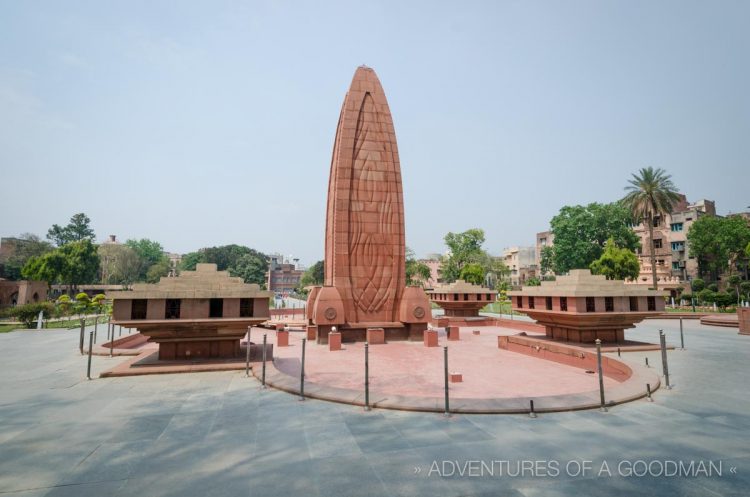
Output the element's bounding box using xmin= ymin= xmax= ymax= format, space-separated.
xmin=86 ymin=331 xmax=94 ymax=380
xmin=443 ymin=346 xmax=450 ymax=417
xmin=261 ymin=333 xmax=267 ymax=388
xmin=596 ymin=339 xmax=607 ymax=412
xmin=245 ymin=326 xmax=251 ymax=377
xmin=364 ymin=342 xmax=370 ymax=411
xmin=659 ymin=330 xmax=671 ymax=389
xmin=299 ymin=337 xmax=306 ymax=401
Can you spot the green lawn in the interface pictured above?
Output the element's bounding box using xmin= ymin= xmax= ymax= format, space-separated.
xmin=481 ymin=301 xmax=524 ymax=316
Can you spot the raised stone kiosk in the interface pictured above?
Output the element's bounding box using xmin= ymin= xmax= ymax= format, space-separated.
xmin=509 ymin=269 xmax=666 ymax=343
xmin=427 ymin=280 xmax=497 ymax=326
xmin=307 ymin=66 xmax=430 ymax=343
xmin=108 ymin=263 xmax=271 ymax=360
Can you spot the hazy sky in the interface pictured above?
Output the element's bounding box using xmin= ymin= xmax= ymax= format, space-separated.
xmin=2 ymin=1 xmax=748 ymax=266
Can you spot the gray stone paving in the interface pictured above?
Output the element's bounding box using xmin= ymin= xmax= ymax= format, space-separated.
xmin=0 ymin=319 xmax=748 ymax=496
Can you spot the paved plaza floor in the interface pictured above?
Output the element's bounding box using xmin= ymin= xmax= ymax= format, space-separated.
xmin=0 ymin=319 xmax=748 ymax=496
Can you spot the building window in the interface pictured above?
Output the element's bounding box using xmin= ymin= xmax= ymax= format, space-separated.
xmin=209 ymin=298 xmax=223 ymax=318
xmin=670 ymin=222 xmax=684 ymax=232
xmin=486 ymin=294 xmax=492 ymax=301
xmin=629 ymin=297 xmax=639 ymax=311
xmin=653 ymin=239 xmax=663 ymax=249
xmin=672 ymin=262 xmax=680 ymax=270
xmin=240 ymin=298 xmax=253 ymax=317
xmin=165 ymin=299 xmax=181 ymax=319
xmin=605 ymin=297 xmax=614 ymax=312
xmin=647 ymin=297 xmax=656 ymax=311
xmin=517 ymin=296 xmax=523 ymax=308
xmin=586 ymin=297 xmax=595 ymax=312
xmin=560 ymin=297 xmax=568 ymax=311
xmin=528 ymin=297 xmax=535 ymax=309
xmin=453 ymin=294 xmax=458 ymax=301
xmin=463 ymin=293 xmax=469 ymax=301
xmin=131 ymin=299 xmax=147 ymax=320
xmin=546 ymin=297 xmax=553 ymax=310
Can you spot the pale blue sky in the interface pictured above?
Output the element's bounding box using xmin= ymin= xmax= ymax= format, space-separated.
xmin=1 ymin=1 xmax=748 ymax=265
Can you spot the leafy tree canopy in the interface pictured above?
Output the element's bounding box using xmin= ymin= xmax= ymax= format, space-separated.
xmin=458 ymin=263 xmax=484 ymax=285
xmin=47 ymin=213 xmax=96 ymax=246
xmin=180 ymin=244 xmax=268 ymax=286
xmin=299 ymin=260 xmax=324 ymax=289
xmin=98 ymin=243 xmax=141 ymax=285
xmin=687 ymin=215 xmax=750 ymax=279
xmin=125 ymin=239 xmax=168 ymax=281
xmin=405 ymin=248 xmax=432 ymax=287
xmin=439 ymin=229 xmax=508 ymax=288
xmin=589 ymin=238 xmax=640 ymax=281
xmin=549 ymin=202 xmax=640 ymax=274
xmin=22 ymin=239 xmax=100 ymax=288
xmin=0 ymin=233 xmax=53 ymax=280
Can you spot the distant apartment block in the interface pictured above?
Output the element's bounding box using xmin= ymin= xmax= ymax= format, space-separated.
xmin=503 ymin=246 xmax=537 ymax=287
xmin=266 ymin=253 xmax=304 ymax=294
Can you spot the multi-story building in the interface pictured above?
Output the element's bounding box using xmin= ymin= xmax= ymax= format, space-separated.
xmin=502 ymin=246 xmax=537 ymax=287
xmin=266 ymin=253 xmax=304 ymax=295
xmin=631 ymin=196 xmax=715 ymax=293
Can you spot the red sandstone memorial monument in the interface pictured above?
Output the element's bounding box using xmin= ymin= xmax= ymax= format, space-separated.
xmin=108 ymin=263 xmax=271 ymax=360
xmin=307 ymin=66 xmax=430 ymax=343
xmin=509 ymin=269 xmax=666 ymax=343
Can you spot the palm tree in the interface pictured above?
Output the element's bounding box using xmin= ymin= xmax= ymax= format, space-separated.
xmin=621 ymin=167 xmax=681 ymax=290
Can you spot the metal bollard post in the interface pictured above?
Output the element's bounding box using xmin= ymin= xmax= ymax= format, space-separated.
xmin=364 ymin=342 xmax=370 ymax=411
xmin=245 ymin=327 xmax=251 ymax=377
xmin=596 ymin=339 xmax=607 ymax=412
xmin=659 ymin=331 xmax=671 ymax=389
xmin=109 ymin=325 xmax=114 ymax=358
xmin=617 ymin=347 xmax=621 ymax=357
xmin=79 ymin=318 xmax=85 ymax=354
xmin=645 ymin=357 xmax=649 ymax=368
xmin=529 ymin=399 xmax=537 ymax=418
xmin=86 ymin=331 xmax=94 ymax=380
xmin=443 ymin=346 xmax=450 ymax=417
xmin=646 ymin=383 xmax=653 ymax=402
xmin=261 ymin=333 xmax=267 ymax=389
xmin=679 ymin=317 xmax=685 ymax=350
xmin=299 ymin=338 xmax=306 ymax=401
xmin=118 ymin=324 xmax=122 ymax=337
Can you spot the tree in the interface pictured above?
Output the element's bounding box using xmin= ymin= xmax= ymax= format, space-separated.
xmin=98 ymin=244 xmax=140 ymax=285
xmin=539 ymin=245 xmax=556 ymax=277
xmin=229 ymin=252 xmax=268 ymax=286
xmin=179 ymin=251 xmax=204 ymax=271
xmin=458 ymin=263 xmax=484 ymax=285
xmin=299 ymin=260 xmax=324 ymax=289
xmin=525 ymin=277 xmax=541 ymax=286
xmin=126 ymin=239 xmax=168 ymax=281
xmin=589 ymin=238 xmax=640 ymax=281
xmin=0 ymin=234 xmax=53 ymax=280
xmin=22 ymin=240 xmax=100 ymax=290
xmin=691 ymin=278 xmax=706 ymax=293
xmin=621 ymin=167 xmax=681 ymax=289
xmin=405 ymin=248 xmax=432 ymax=287
xmin=439 ymin=229 xmax=508 ymax=286
xmin=146 ymin=259 xmax=172 ymax=283
xmin=688 ymin=216 xmax=750 ymax=280
xmin=46 ymin=213 xmax=96 ymax=246
xmin=727 ymin=275 xmax=742 ymax=305
xmin=549 ymin=203 xmax=640 ymax=274
xmin=440 ymin=229 xmax=486 ymax=282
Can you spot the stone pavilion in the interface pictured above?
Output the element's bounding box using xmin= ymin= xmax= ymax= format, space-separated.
xmin=509 ymin=269 xmax=666 ymax=343
xmin=107 ymin=263 xmax=271 ymax=360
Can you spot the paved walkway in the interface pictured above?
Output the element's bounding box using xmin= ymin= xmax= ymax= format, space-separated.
xmin=0 ymin=319 xmax=748 ymax=496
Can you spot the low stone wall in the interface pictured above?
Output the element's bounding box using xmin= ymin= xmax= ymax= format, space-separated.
xmin=498 ymin=335 xmax=632 ymax=382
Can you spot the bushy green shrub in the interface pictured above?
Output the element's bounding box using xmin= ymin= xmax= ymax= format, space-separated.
xmin=9 ymin=302 xmax=55 ymax=328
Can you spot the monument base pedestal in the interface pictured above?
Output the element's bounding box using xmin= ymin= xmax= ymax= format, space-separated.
xmin=315 ymin=322 xmax=428 ymax=344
